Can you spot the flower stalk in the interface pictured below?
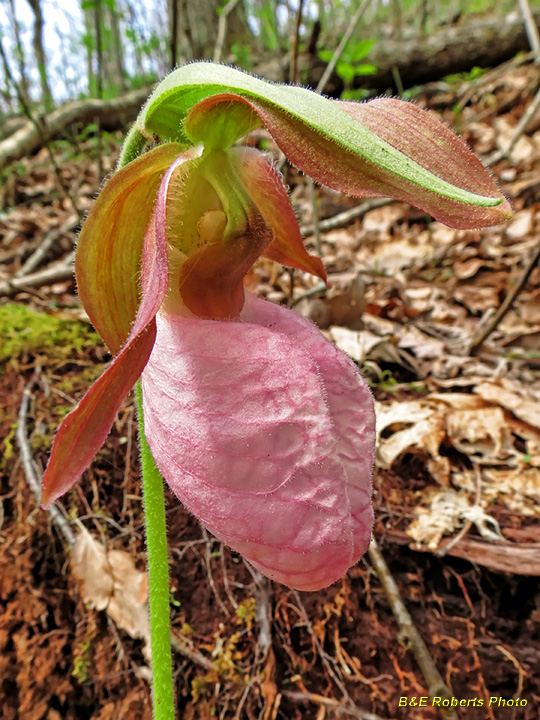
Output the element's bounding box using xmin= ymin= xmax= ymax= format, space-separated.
xmin=137 ymin=381 xmax=176 ymax=719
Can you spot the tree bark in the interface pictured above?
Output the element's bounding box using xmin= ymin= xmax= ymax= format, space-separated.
xmin=168 ymin=0 xmax=179 ymax=69
xmin=94 ymin=0 xmax=104 ymax=98
xmin=6 ymin=0 xmax=30 ymax=106
xmin=356 ymin=8 xmax=540 ymax=92
xmin=108 ymin=2 xmax=127 ymax=92
xmin=25 ymin=0 xmax=53 ymax=111
xmin=83 ymin=5 xmax=95 ymax=96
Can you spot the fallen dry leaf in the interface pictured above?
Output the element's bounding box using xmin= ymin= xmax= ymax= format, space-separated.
xmin=474 ymin=380 xmax=540 ymax=430
xmin=71 ymin=527 xmax=113 ymax=612
xmin=72 ymin=530 xmax=151 ymax=658
xmin=407 ymin=489 xmax=503 ymax=551
xmin=446 ymin=406 xmax=515 ymax=464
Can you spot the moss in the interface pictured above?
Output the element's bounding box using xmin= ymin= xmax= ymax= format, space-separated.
xmin=0 ymin=303 xmax=102 ymax=365
xmin=57 ymin=364 xmax=105 ymax=395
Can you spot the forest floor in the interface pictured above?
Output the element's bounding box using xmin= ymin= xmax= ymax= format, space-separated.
xmin=1 ymin=57 xmax=540 ymax=720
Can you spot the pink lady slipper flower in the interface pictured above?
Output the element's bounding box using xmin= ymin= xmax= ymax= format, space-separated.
xmin=41 ymin=63 xmax=511 ymax=591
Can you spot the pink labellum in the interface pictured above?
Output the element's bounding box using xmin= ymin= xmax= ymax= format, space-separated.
xmin=178 ymin=209 xmax=271 ymax=319
xmin=141 ymin=293 xmax=375 ymax=591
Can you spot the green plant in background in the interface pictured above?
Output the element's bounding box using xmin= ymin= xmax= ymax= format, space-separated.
xmin=253 ymin=1 xmax=280 ymax=52
xmin=319 ymin=39 xmax=377 ymax=100
xmin=230 ymin=42 xmax=251 ymax=70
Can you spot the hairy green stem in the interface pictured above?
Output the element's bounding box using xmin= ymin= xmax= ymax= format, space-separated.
xmin=118 ymin=124 xmax=149 ymax=169
xmin=136 ymin=381 xmax=176 ymax=720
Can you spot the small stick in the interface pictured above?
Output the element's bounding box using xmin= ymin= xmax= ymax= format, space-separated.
xmin=316 ymin=0 xmax=371 ymax=94
xmin=436 ymin=463 xmax=482 ymax=557
xmin=291 ymin=589 xmax=350 ymax=700
xmin=517 ymin=0 xmax=540 ymax=62
xmin=15 ymin=216 xmax=79 ymax=278
xmin=0 ymin=251 xmax=74 ymax=296
xmin=283 ymin=690 xmax=388 ymax=720
xmin=290 ymin=281 xmax=327 ymax=307
xmin=308 ymin=177 xmax=323 ymax=256
xmin=469 ymin=240 xmax=540 ymax=353
xmin=201 ymin=526 xmax=230 ymax=616
xmin=368 ymin=537 xmax=457 ymax=719
xmin=213 ymin=0 xmax=241 ymax=63
xmin=486 ymin=82 xmax=540 ymax=166
xmin=300 ymin=198 xmax=393 ymax=237
xmin=289 ymin=0 xmax=305 ymax=84
xmin=17 ymin=373 xmax=76 ymax=547
xmin=169 ymin=633 xmax=215 ymax=671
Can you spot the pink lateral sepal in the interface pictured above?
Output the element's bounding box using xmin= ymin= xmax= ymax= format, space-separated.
xmin=41 ymin=208 xmax=171 ymax=508
xmin=141 ymin=293 xmax=375 ymax=590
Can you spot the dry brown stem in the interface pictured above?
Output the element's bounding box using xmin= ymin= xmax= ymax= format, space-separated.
xmin=368 ymin=538 xmax=457 ymax=719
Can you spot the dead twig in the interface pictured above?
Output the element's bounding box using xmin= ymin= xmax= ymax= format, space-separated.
xmin=253 ymin=572 xmax=272 ymax=659
xmin=289 ymin=0 xmax=305 ymax=84
xmin=300 ymin=198 xmax=394 ymax=238
xmin=0 ymin=250 xmax=74 ymax=296
xmin=517 ymin=0 xmax=540 ymax=63
xmin=469 ymin=239 xmax=540 ymax=353
xmin=169 ymin=632 xmax=215 ymax=671
xmin=283 ymin=690 xmax=389 ymax=720
xmin=368 ymin=537 xmax=457 ymax=719
xmin=436 ymin=463 xmax=482 ymax=558
xmin=201 ymin=526 xmax=230 ymax=616
xmin=316 ymin=0 xmax=371 ymax=94
xmin=15 ymin=216 xmax=79 ymax=278
xmin=17 ymin=372 xmax=76 ymax=547
xmin=276 ymin=0 xmax=370 ymax=176
xmin=291 ymin=590 xmax=350 ymax=700
xmin=307 ymin=178 xmax=323 ymax=257
xmin=486 ymin=81 xmax=540 ymax=166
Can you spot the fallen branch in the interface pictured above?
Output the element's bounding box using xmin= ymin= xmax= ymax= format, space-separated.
xmin=0 ymin=86 xmax=151 ymax=172
xmin=386 ymin=529 xmax=540 ymax=576
xmin=368 ymin=537 xmax=457 ymax=719
xmin=15 ymin=216 xmax=79 ymax=278
xmin=0 ymin=251 xmax=74 ymax=296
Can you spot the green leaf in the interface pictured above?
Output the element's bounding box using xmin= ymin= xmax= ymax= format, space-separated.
xmin=135 ymin=62 xmax=512 ymax=228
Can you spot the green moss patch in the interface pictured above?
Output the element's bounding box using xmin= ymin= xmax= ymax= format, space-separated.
xmin=0 ymin=303 xmax=102 ymax=364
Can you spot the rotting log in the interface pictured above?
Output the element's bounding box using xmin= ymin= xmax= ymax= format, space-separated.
xmin=363 ymin=9 xmax=540 ymax=92
xmin=386 ymin=529 xmax=540 ymax=576
xmin=261 ymin=9 xmax=540 ymax=94
xmin=0 ymin=86 xmax=151 ymax=172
